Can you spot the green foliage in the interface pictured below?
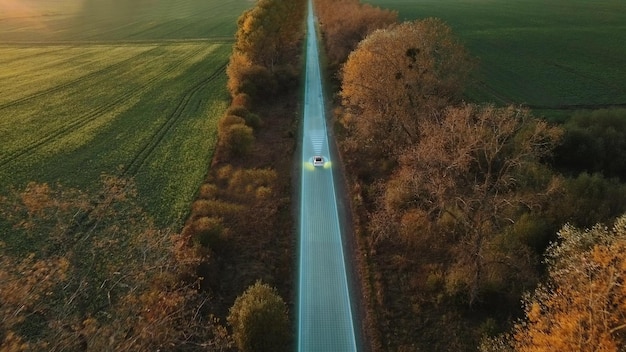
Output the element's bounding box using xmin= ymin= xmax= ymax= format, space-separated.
xmin=479 ymin=336 xmax=515 ymax=352
xmin=227 ymin=281 xmax=290 ymax=352
xmin=509 ymin=212 xmax=554 ymax=253
xmin=554 ymin=108 xmax=626 ymax=180
xmin=0 ymin=0 xmax=252 ymax=42
xmin=549 ymin=172 xmax=626 ymax=229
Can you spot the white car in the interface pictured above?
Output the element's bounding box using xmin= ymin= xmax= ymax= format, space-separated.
xmin=313 ymin=155 xmax=324 ymax=167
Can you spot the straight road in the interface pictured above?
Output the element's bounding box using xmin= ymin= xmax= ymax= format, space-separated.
xmin=297 ymin=0 xmax=358 ymax=351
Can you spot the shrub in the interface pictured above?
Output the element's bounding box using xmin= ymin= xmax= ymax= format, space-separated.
xmin=190 ymin=199 xmax=244 ymax=219
xmin=215 ymin=164 xmax=234 ymax=181
xmin=486 ymin=215 xmax=626 ymax=351
xmin=237 ymin=65 xmax=277 ymax=100
xmin=227 ymin=106 xmax=250 ymax=118
xmin=218 ymin=115 xmax=246 ymax=133
xmin=192 ymin=216 xmax=226 ymax=249
xmin=232 ymin=93 xmax=251 ymax=109
xmin=227 ymin=51 xmax=253 ymax=97
xmin=227 ymin=281 xmax=290 ymax=352
xmin=221 ymin=124 xmax=255 ymax=157
xmin=554 ymin=108 xmax=626 ymax=180
xmin=273 ymin=64 xmax=300 ymax=92
xmin=228 ymin=168 xmax=277 ymax=197
xmin=255 ymin=186 xmax=272 ymax=200
xmin=198 ymin=183 xmax=219 ymax=200
xmin=550 ymin=172 xmax=626 ymax=228
xmin=227 ymin=106 xmax=262 ymax=129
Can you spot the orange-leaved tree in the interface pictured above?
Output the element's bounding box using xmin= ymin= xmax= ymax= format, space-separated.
xmin=482 ymin=214 xmax=626 ymax=351
xmin=340 ymin=18 xmax=474 ymax=171
xmin=314 ymin=0 xmax=397 ymax=67
xmin=0 ymin=178 xmax=231 ymax=351
xmin=370 ymin=104 xmax=563 ymax=305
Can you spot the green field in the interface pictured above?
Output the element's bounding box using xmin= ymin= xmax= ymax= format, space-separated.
xmin=0 ymin=0 xmax=253 ymax=227
xmin=365 ymin=0 xmax=626 ymax=115
xmin=0 ymin=0 xmax=248 ymax=42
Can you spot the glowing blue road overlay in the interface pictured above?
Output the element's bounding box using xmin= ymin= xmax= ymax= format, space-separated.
xmin=297 ymin=1 xmax=358 ymax=351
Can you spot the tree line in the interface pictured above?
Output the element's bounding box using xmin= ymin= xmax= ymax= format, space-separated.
xmin=313 ymin=0 xmax=626 ymax=350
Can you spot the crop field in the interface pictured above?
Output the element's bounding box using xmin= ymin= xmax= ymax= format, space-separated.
xmin=0 ymin=0 xmax=253 ymax=226
xmin=0 ymin=0 xmax=249 ymax=42
xmin=365 ymin=0 xmax=626 ymax=117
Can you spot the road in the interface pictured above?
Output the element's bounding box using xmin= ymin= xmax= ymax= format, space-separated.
xmin=297 ymin=0 xmax=358 ymax=351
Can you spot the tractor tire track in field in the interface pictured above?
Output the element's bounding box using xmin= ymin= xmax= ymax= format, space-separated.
xmin=0 ymin=45 xmax=71 ymax=66
xmin=0 ymin=47 xmax=99 ymax=82
xmin=0 ymin=45 xmax=206 ymax=167
xmin=121 ymin=62 xmax=226 ymax=178
xmin=22 ymin=63 xmax=227 ymax=285
xmin=0 ymin=45 xmax=162 ymax=112
xmin=57 ymin=63 xmax=227 ymax=256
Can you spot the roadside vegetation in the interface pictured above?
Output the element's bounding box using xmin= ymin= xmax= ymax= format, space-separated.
xmin=314 ymin=0 xmax=626 ymax=350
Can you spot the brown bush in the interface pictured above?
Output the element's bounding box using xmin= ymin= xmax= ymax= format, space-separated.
xmin=315 ymin=0 xmax=397 ymax=66
xmin=190 ymin=199 xmax=244 ymax=219
xmin=227 ymin=106 xmax=262 ymax=129
xmin=198 ymin=183 xmax=220 ymax=200
xmin=218 ymin=114 xmax=246 ymax=133
xmin=220 ymin=123 xmax=255 ymax=157
xmin=227 ymin=168 xmax=277 ymax=199
xmin=192 ymin=216 xmax=228 ymax=250
xmin=232 ymin=93 xmax=252 ymax=108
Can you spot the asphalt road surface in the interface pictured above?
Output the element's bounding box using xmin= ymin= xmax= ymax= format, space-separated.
xmin=297 ymin=1 xmax=358 ymax=351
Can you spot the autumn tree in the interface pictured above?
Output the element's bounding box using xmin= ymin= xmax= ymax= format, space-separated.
xmin=219 ymin=122 xmax=255 ymax=157
xmin=554 ymin=108 xmax=626 ymax=181
xmin=227 ymin=106 xmax=262 ymax=129
xmin=340 ymin=18 xmax=474 ymax=170
xmin=314 ymin=0 xmax=397 ymax=66
xmin=227 ymin=281 xmax=290 ymax=352
xmin=370 ymin=104 xmax=563 ymax=305
xmin=548 ymin=172 xmax=626 ymax=229
xmin=0 ymin=178 xmax=232 ymax=351
xmin=234 ymin=0 xmax=304 ymax=70
xmin=482 ymin=214 xmax=626 ymax=351
xmin=227 ymin=0 xmax=305 ymax=99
